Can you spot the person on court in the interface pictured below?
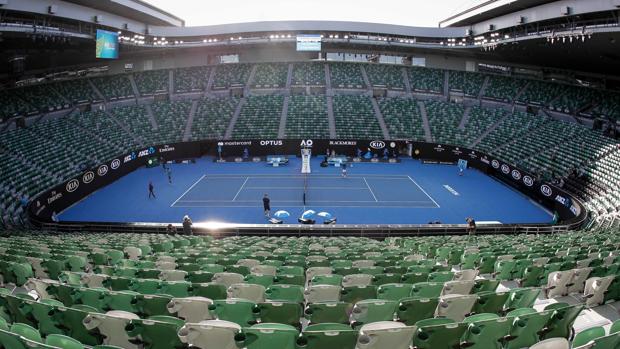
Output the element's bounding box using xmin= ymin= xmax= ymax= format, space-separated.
xmin=263 ymin=194 xmax=271 ymax=217
xmin=148 ymin=181 xmax=156 ymax=199
xmin=341 ymin=162 xmax=347 ymax=178
xmin=166 ymin=167 xmax=172 ymax=184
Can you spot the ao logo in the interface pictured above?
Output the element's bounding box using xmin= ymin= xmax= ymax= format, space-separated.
xmin=82 ymin=171 xmax=95 ymax=184
xmin=511 ymin=170 xmax=521 ymax=180
xmin=300 ymin=139 xmax=313 ymax=147
xmin=111 ymin=159 xmax=121 ymax=170
xmin=501 ymin=164 xmax=510 ymax=174
xmin=540 ymin=184 xmax=553 ymax=197
xmin=369 ymin=141 xmax=385 ymax=149
xmin=523 ymin=175 xmax=534 ymax=187
xmin=491 ymin=160 xmax=500 ymax=169
xmin=66 ymin=179 xmax=79 ymax=193
xmin=98 ymin=165 xmax=109 ymax=177
xmin=217 ymin=142 xmax=224 ymax=146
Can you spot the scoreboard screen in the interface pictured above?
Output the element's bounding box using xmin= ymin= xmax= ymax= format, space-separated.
xmin=96 ymin=29 xmax=119 ymax=59
xmin=296 ymin=34 xmax=322 ymax=51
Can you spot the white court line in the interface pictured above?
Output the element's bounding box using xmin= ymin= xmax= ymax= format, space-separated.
xmin=170 ymin=174 xmax=206 ymax=207
xmin=173 ymin=205 xmax=439 ymax=208
xmin=200 ymin=174 xmax=411 ymax=178
xmin=232 ymin=177 xmax=249 ymax=202
xmin=407 ymin=175 xmax=441 ymax=208
xmin=244 ymin=187 xmax=369 ymax=190
xmin=363 ymin=177 xmax=378 ymax=202
xmin=176 ymin=199 xmax=434 ymax=203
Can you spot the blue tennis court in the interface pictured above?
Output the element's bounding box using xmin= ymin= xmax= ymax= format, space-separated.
xmin=59 ymin=156 xmax=553 ymax=225
xmin=171 ymin=174 xmax=438 ymax=208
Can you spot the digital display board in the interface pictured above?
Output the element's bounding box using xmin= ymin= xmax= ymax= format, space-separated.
xmin=296 ymin=34 xmax=322 ymax=51
xmin=96 ymin=29 xmax=119 ymax=59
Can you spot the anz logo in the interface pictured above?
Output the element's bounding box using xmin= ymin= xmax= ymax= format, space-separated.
xmin=300 ymin=139 xmax=313 ymax=147
xmin=369 ymin=140 xmax=386 ymax=149
xmin=66 ymin=179 xmax=79 ymax=193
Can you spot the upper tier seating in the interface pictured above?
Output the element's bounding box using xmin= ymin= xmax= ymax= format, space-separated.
xmin=515 ymin=80 xmax=563 ymax=107
xmin=448 ymin=71 xmax=485 ymax=97
xmin=425 ymin=100 xmax=465 ymax=145
xmin=365 ymin=64 xmax=405 ymax=90
xmin=52 ymin=79 xmax=101 ymax=105
xmin=253 ymin=63 xmax=288 ymax=88
xmin=330 ymin=62 xmax=366 ymax=89
xmin=149 ymin=100 xmax=192 ymax=144
xmin=134 ymin=70 xmax=169 ymax=96
xmin=91 ymin=75 xmax=134 ymax=100
xmin=408 ymin=67 xmax=444 ymax=94
xmin=292 ymin=63 xmax=325 ymax=86
xmin=483 ymin=76 xmax=529 ymax=103
xmin=213 ymin=64 xmax=252 ymax=89
xmin=174 ymin=66 xmax=209 ymax=93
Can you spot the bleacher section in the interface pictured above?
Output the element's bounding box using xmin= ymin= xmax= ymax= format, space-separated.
xmin=150 ymin=100 xmax=192 ymax=144
xmin=253 ymin=63 xmax=288 ymax=88
xmin=0 ymin=231 xmax=618 ymax=348
xmin=483 ymin=76 xmax=528 ymax=103
xmin=292 ymin=62 xmax=325 ymax=86
xmin=52 ymin=79 xmax=100 ymax=105
xmin=91 ymin=75 xmax=134 ymax=101
xmin=231 ymin=95 xmax=284 ymax=139
xmin=213 ymin=64 xmax=252 ymax=90
xmin=448 ymin=71 xmax=485 ymax=97
xmin=330 ymin=62 xmax=366 ymax=89
xmin=365 ymin=64 xmax=405 ymax=90
xmin=190 ymin=97 xmax=239 ymax=141
xmin=333 ymin=95 xmax=384 ymax=139
xmin=377 ymin=98 xmax=426 ymax=141
xmin=18 ymin=84 xmax=67 ymax=113
xmin=515 ymin=80 xmax=563 ymax=107
xmin=408 ymin=66 xmax=444 ymax=94
xmin=476 ymin=111 xmax=547 ymax=154
xmin=109 ymin=105 xmax=154 ymax=144
xmin=0 ymin=89 xmax=36 ymax=120
xmin=458 ymin=106 xmax=508 ymax=147
xmin=425 ymin=100 xmax=466 ymax=145
xmin=550 ymin=86 xmax=600 ymax=115
xmin=285 ymin=95 xmax=330 ymax=138
xmin=134 ymin=70 xmax=169 ymax=96
xmin=174 ymin=66 xmax=209 ymax=93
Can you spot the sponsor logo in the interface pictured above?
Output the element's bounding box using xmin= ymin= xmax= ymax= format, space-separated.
xmin=480 ymin=156 xmax=490 ymax=165
xmin=491 ymin=160 xmax=500 ymax=169
xmin=82 ymin=171 xmax=95 ymax=184
xmin=540 ymin=184 xmax=553 ymax=197
xmin=221 ymin=141 xmax=252 ymax=146
xmin=111 ymin=159 xmax=121 ymax=169
xmin=468 ymin=151 xmax=478 ymax=159
xmin=260 ymin=140 xmax=283 ymax=146
xmin=523 ymin=175 xmax=534 ymax=187
xmin=137 ymin=147 xmax=156 ymax=158
xmin=369 ymin=140 xmax=386 ymax=149
xmin=501 ymin=164 xmax=510 ymax=174
xmin=433 ymin=145 xmax=444 ymax=152
xmin=452 ymin=147 xmax=462 ymax=155
xmin=35 ymin=204 xmax=46 ymax=216
xmin=124 ymin=152 xmax=136 ymax=163
xmin=570 ymin=205 xmax=578 ymax=215
xmin=158 ymin=145 xmax=175 ymax=153
xmin=389 ymin=142 xmax=396 ymax=148
xmin=36 ymin=201 xmax=40 ymax=207
xmin=511 ymin=170 xmax=521 ymax=180
xmin=414 ymin=149 xmax=420 ymax=155
xmin=66 ymin=179 xmax=79 ymax=193
xmin=98 ymin=165 xmax=109 ymax=176
xmin=300 ymin=139 xmax=313 ymax=147
xmin=329 ymin=140 xmax=356 ymax=146
xmin=555 ymin=195 xmax=567 ymax=205
xmin=47 ymin=191 xmax=62 ymax=205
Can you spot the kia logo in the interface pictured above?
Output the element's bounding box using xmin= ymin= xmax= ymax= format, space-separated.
xmin=501 ymin=164 xmax=510 ymax=174
xmin=523 ymin=176 xmax=534 ymax=187
xmin=66 ymin=179 xmax=79 ymax=193
xmin=491 ymin=160 xmax=500 ymax=169
xmin=511 ymin=170 xmax=521 ymax=180
xmin=111 ymin=159 xmax=120 ymax=169
xmin=369 ymin=141 xmax=385 ymax=149
xmin=82 ymin=171 xmax=95 ymax=184
xmin=98 ymin=165 xmax=109 ymax=176
xmin=541 ymin=185 xmax=553 ymax=197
